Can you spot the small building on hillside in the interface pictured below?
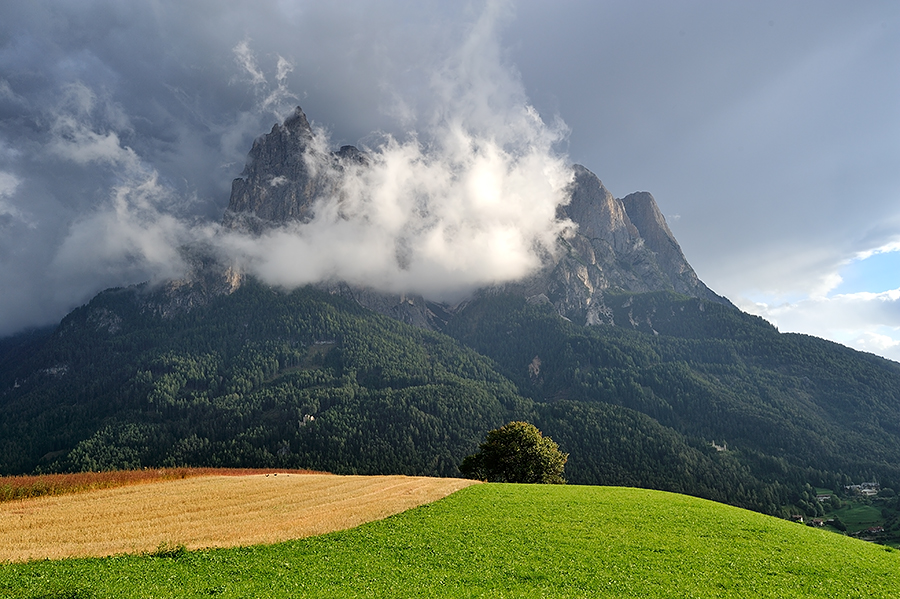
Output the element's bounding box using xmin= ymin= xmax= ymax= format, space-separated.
xmin=845 ymin=482 xmax=880 ymax=496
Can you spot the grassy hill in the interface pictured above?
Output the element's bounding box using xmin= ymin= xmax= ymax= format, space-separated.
xmin=1 ymin=483 xmax=897 ymax=598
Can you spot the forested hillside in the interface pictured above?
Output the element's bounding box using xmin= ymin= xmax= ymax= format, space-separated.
xmin=0 ymin=281 xmax=527 ymax=477
xmin=447 ymin=293 xmax=900 ymax=501
xmin=2 ymin=280 xmax=900 ymax=518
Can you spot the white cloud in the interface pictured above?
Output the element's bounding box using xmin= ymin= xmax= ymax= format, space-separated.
xmin=854 ymin=240 xmax=900 ymax=261
xmin=46 ymin=84 xmax=140 ymax=169
xmin=713 ymin=244 xmax=849 ymax=307
xmin=0 ymin=78 xmax=21 ymax=102
xmin=232 ymin=40 xmax=298 ymax=121
xmin=35 ymin=83 xmax=204 ymax=302
xmin=49 ymin=120 xmax=135 ymax=167
xmin=220 ymin=7 xmax=574 ymax=300
xmin=0 ymin=171 xmax=21 ymax=202
xmin=232 ymin=39 xmax=267 ymax=88
xmin=223 ymin=121 xmax=572 ymax=299
xmin=854 ymin=330 xmax=900 ymax=356
xmin=0 ymin=171 xmax=29 ymax=227
xmin=52 ymin=178 xmax=192 ymax=289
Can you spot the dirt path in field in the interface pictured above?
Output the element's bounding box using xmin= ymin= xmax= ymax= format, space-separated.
xmin=0 ymin=474 xmax=477 ymax=562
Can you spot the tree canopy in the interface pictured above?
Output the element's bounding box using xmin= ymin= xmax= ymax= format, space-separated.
xmin=460 ymin=421 xmax=567 ymax=484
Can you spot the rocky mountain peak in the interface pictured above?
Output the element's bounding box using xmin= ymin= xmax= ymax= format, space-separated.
xmin=219 ymin=106 xmax=729 ymax=328
xmin=223 ymin=106 xmax=359 ymax=233
xmin=561 ymin=165 xmax=638 ymax=253
xmin=524 ymin=166 xmax=728 ymax=324
xmin=621 ymin=191 xmax=707 ymax=297
xmin=281 ymin=106 xmax=314 ymax=137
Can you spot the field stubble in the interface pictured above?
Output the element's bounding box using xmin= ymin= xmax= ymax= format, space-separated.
xmin=0 ymin=473 xmax=476 ymax=562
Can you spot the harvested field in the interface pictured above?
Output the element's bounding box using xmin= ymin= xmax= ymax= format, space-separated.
xmin=0 ymin=467 xmax=324 ymax=502
xmin=0 ymin=474 xmax=477 ymax=562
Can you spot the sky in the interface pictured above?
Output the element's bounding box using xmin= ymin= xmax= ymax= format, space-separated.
xmin=1 ymin=1 xmax=898 ymax=361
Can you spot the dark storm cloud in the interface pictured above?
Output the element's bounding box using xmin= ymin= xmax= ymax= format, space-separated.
xmin=0 ymin=0 xmax=572 ymax=334
xmin=1 ymin=1 xmax=898 ymax=359
xmin=510 ymin=1 xmax=900 ymax=296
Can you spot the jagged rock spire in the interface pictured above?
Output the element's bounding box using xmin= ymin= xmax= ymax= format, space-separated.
xmin=223 ymin=107 xmax=363 ymax=233
xmin=220 ymin=106 xmax=729 ymax=328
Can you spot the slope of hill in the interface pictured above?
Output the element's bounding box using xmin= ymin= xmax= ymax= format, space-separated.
xmin=447 ymin=292 xmax=900 ymax=502
xmin=0 ymin=280 xmax=524 ymax=477
xmin=2 ymin=483 xmax=897 ymax=598
xmin=4 ymin=279 xmax=900 ymax=520
xmin=0 ymin=281 xmax=775 ymax=509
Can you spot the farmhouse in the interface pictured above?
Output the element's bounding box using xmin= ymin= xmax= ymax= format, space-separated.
xmin=845 ymin=482 xmax=880 ymax=497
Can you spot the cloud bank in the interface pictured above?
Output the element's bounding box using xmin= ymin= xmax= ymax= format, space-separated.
xmin=1 ymin=0 xmax=898 ymax=364
xmin=223 ymin=4 xmax=572 ymax=299
xmin=0 ymin=0 xmax=572 ymax=335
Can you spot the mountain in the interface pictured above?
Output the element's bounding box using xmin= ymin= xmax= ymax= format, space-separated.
xmin=2 ymin=107 xmax=900 ymax=520
xmin=223 ymin=108 xmax=367 ymax=233
xmin=220 ymin=107 xmax=728 ymax=327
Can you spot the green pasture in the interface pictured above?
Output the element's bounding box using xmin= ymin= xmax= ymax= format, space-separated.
xmin=1 ymin=484 xmax=897 ymax=598
xmin=830 ymin=503 xmax=885 ymax=533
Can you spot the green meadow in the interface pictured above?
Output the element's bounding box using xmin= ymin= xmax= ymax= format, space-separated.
xmin=831 ymin=503 xmax=886 ymax=533
xmin=2 ymin=484 xmax=897 ymax=598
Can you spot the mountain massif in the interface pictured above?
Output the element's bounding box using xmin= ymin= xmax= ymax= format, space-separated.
xmin=222 ymin=107 xmax=727 ymax=327
xmin=2 ymin=107 xmax=900 ymax=521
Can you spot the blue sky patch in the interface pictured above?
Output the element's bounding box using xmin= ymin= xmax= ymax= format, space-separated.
xmin=833 ymin=250 xmax=900 ymax=295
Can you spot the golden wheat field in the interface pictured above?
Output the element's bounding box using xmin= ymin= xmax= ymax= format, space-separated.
xmin=0 ymin=473 xmax=477 ymax=562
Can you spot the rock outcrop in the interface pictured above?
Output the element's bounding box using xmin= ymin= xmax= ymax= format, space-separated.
xmin=218 ymin=106 xmax=729 ymax=328
xmin=223 ymin=107 xmax=366 ymax=233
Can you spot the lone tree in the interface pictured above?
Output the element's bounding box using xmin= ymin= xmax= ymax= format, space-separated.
xmin=459 ymin=421 xmax=567 ymax=484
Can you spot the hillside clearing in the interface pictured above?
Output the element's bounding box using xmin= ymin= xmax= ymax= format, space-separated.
xmin=0 ymin=473 xmax=476 ymax=562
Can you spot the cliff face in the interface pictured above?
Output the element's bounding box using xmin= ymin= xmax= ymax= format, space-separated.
xmin=219 ymin=106 xmax=728 ymax=328
xmin=622 ymin=191 xmax=714 ymax=299
xmin=476 ymin=165 xmax=727 ymax=327
xmin=529 ymin=167 xmax=727 ymax=325
xmin=223 ymin=108 xmax=366 ymax=234
xmin=223 ymin=108 xmax=319 ymax=230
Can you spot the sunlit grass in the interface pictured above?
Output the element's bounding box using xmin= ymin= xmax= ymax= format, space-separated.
xmin=1 ymin=484 xmax=897 ymax=598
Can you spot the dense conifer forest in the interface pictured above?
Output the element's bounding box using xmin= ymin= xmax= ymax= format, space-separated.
xmin=2 ymin=280 xmax=900 ymax=520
